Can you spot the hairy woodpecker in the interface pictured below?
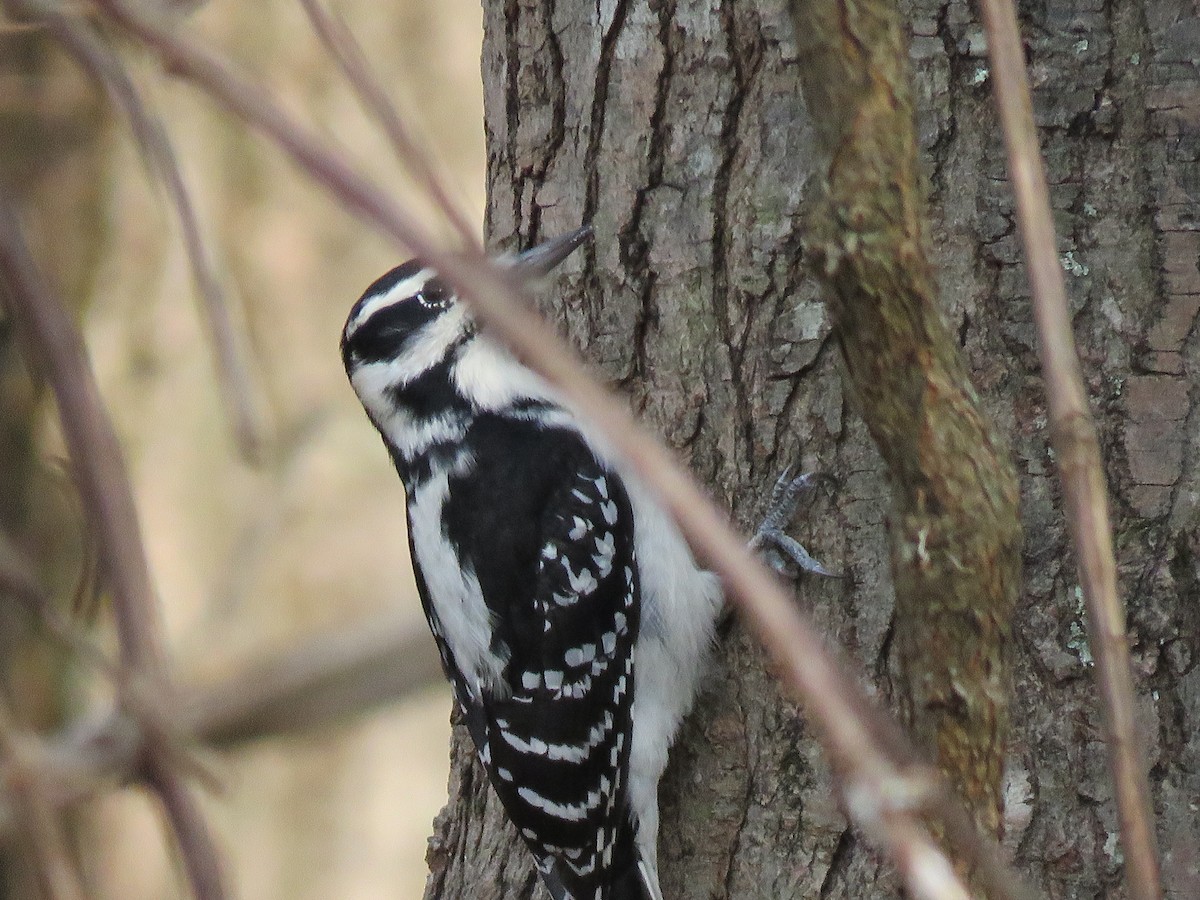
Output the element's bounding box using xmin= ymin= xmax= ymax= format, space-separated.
xmin=341 ymin=227 xmax=828 ymax=900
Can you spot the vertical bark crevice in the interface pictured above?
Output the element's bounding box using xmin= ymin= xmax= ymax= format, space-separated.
xmin=525 ymin=0 xmax=569 ymax=244
xmin=581 ymin=0 xmax=631 ymax=234
xmin=817 ymin=828 xmax=856 ymax=898
xmin=618 ymin=0 xmax=678 ymax=388
xmin=501 ymin=0 xmax=523 ymax=237
xmin=710 ymin=0 xmax=761 ymax=474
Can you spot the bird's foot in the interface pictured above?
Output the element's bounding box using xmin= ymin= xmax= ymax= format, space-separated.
xmin=748 ymin=466 xmax=838 ymax=579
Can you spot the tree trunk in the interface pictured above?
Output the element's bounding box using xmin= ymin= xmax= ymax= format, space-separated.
xmin=425 ymin=0 xmax=1200 ymax=897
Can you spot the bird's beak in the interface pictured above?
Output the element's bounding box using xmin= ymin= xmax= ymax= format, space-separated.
xmin=513 ymin=225 xmax=593 ymax=277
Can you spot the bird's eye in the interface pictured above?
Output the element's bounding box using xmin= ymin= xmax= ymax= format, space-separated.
xmin=417 ymin=281 xmax=453 ymax=310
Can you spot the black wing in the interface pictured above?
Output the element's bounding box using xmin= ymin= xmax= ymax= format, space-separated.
xmin=435 ymin=417 xmax=643 ymax=900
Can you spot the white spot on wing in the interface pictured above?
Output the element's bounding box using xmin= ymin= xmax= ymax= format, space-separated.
xmin=592 ymin=532 xmax=615 ymax=577
xmin=565 ymin=563 xmax=598 ymax=595
xmin=565 ymin=643 xmax=596 ymax=667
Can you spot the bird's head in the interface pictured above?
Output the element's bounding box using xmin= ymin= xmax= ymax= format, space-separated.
xmin=341 ymin=226 xmax=591 ymax=428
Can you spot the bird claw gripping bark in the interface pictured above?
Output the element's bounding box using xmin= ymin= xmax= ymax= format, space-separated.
xmin=748 ymin=466 xmax=838 ymax=579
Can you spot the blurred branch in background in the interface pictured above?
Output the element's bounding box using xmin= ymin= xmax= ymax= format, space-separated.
xmin=8 ymin=0 xmax=270 ymax=464
xmin=0 ymin=528 xmax=116 ymax=679
xmin=184 ymin=613 xmax=440 ymax=747
xmin=0 ymin=194 xmax=229 ymax=899
xmin=0 ymin=612 xmax=440 ymax=841
xmin=0 ymin=698 xmax=87 ymax=900
xmin=296 ymin=0 xmax=480 ymax=253
xmin=2 ymin=0 xmax=473 ymax=897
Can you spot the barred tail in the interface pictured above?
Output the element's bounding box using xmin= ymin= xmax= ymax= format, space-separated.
xmin=536 ymin=816 xmax=656 ymax=900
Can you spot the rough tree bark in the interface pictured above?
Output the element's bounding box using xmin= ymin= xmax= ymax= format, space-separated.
xmin=424 ymin=0 xmax=1200 ymax=897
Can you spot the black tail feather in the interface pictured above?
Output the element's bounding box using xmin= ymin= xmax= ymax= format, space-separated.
xmin=535 ymin=815 xmax=651 ymax=900
xmin=608 ymin=863 xmax=651 ymax=900
xmin=605 ymin=817 xmax=650 ymax=900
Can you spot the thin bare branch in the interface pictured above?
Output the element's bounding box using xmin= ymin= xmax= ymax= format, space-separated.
xmin=81 ymin=2 xmax=1034 ymax=896
xmin=182 ymin=614 xmax=441 ymax=746
xmin=0 ymin=0 xmax=90 ymax=30
xmin=0 ymin=196 xmax=228 ymax=900
xmin=0 ymin=530 xmax=50 ymax=616
xmin=0 ymin=613 xmax=441 ymax=835
xmin=0 ymin=715 xmax=143 ymax=837
xmin=0 ymin=528 xmax=119 ymax=677
xmin=146 ymin=759 xmax=227 ymax=900
xmin=977 ymin=0 xmax=1162 ymax=895
xmin=297 ymin=0 xmax=480 ymax=252
xmin=0 ymin=196 xmax=164 ymax=675
xmin=9 ymin=0 xmax=270 ymax=464
xmin=0 ymin=701 xmax=88 ymax=900
xmin=89 ymin=0 xmax=466 ymax=271
xmin=874 ymin=817 xmax=973 ymax=900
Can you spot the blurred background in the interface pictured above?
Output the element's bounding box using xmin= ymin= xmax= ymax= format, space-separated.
xmin=3 ymin=0 xmax=487 ymax=897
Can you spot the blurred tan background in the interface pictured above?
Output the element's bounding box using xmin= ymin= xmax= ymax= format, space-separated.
xmin=32 ymin=1 xmax=487 ymax=897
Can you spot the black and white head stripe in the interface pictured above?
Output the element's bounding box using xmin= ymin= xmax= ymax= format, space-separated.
xmin=341 ymin=256 xmax=560 ymax=481
xmin=342 ymin=223 xmax=591 ymax=372
xmin=341 ymin=262 xmax=469 ymax=371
